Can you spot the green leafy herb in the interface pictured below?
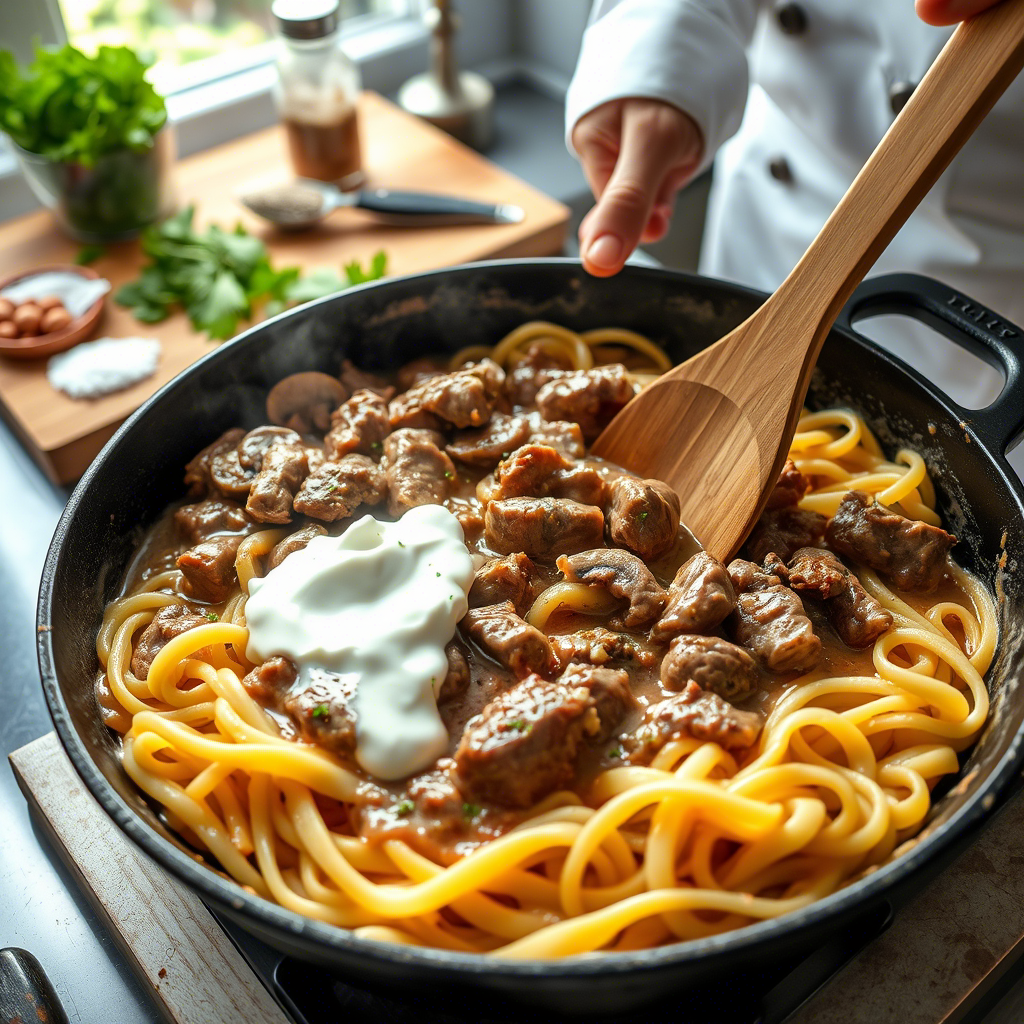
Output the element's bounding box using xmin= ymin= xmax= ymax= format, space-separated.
xmin=436 ymin=571 xmax=441 ymax=577
xmin=395 ymin=799 xmax=414 ymax=817
xmin=75 ymin=244 xmax=105 ymax=266
xmin=205 ymin=612 xmax=219 ymax=622
xmin=397 ymin=540 xmax=406 ymax=548
xmin=638 ymin=511 xmax=649 ymax=521
xmin=444 ymin=470 xmax=454 ymax=479
xmin=608 ymin=747 xmax=622 ymax=759
xmin=462 ymin=802 xmax=482 ymax=820
xmin=327 ymin=483 xmax=337 ymax=492
xmin=371 ymin=440 xmax=383 ymax=452
xmin=311 ymin=704 xmax=330 ymax=719
xmin=507 ymin=719 xmax=530 ymax=733
xmin=0 ymin=45 xmax=166 ymax=167
xmin=116 ymin=207 xmax=387 ymax=341
xmin=344 ymin=251 xmax=388 ymax=285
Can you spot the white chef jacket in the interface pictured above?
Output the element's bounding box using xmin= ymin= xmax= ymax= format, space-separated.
xmin=566 ymin=0 xmax=1024 ymax=476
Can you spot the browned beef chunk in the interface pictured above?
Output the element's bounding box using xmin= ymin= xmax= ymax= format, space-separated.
xmin=388 ymin=390 xmax=447 ymax=432
xmin=339 ymin=359 xmax=395 ymax=401
xmin=184 ymin=428 xmax=245 ymax=497
xmin=445 ymin=496 xmax=485 ymax=539
xmin=559 ymin=662 xmax=636 ymax=740
xmin=397 ymin=356 xmax=447 ymax=391
xmin=468 ymin=552 xmax=538 ymax=617
xmin=651 ymin=552 xmax=736 ymax=643
xmin=446 ymin=412 xmax=532 ymax=469
xmin=438 ymin=642 xmax=471 ymax=703
xmin=825 ymin=490 xmax=956 ymax=592
xmin=209 ymin=449 xmax=256 ymax=498
xmin=557 ymin=548 xmax=666 ymax=629
xmin=177 ymin=535 xmax=243 ymax=603
xmin=787 ymin=546 xmax=893 ymax=648
xmin=382 ymin=428 xmax=455 ymax=516
xmin=130 ymin=604 xmax=208 ymax=679
xmin=405 ymin=762 xmax=465 ymax=835
xmin=324 ymin=389 xmax=391 ymax=459
xmin=728 ymin=558 xmax=821 ymax=673
xmin=526 ymin=414 xmax=586 ymax=458
xmin=551 ymin=627 xmax=662 ymax=671
xmin=242 ymin=655 xmax=298 ymax=703
xmin=626 ymin=681 xmax=763 ymax=763
xmin=535 ymin=364 xmax=637 ymax=440
xmin=606 ymin=476 xmax=680 ymax=560
xmin=660 ymin=634 xmax=762 ymax=702
xmin=246 ymin=443 xmax=310 ymax=524
xmin=174 ymin=498 xmax=253 ymax=545
xmin=504 ymin=343 xmax=573 ymax=406
xmin=461 ymin=600 xmax=553 ymax=677
xmin=767 ymin=458 xmax=811 ymax=510
xmin=237 ymin=426 xmax=303 ymax=471
xmin=392 ymin=360 xmax=505 ymax=430
xmin=746 ymin=506 xmax=828 ymax=564
xmin=293 ymin=454 xmax=387 ymax=522
xmin=282 ymin=667 xmax=358 ymax=757
xmin=488 ymin=444 xmax=606 ymax=506
xmin=455 ymin=675 xmax=592 ymax=807
xmin=485 ymin=497 xmax=605 ymax=560
xmin=267 ymin=524 xmax=327 ymax=571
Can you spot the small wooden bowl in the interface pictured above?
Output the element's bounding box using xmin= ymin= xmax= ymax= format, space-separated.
xmin=0 ymin=264 xmax=106 ymax=361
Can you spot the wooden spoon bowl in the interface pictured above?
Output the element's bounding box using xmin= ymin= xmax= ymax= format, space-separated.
xmin=593 ymin=0 xmax=1024 ymax=559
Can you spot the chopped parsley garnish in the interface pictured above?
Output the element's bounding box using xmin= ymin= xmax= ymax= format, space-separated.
xmin=371 ymin=440 xmax=383 ymax=451
xmin=436 ymin=571 xmax=441 ymax=577
xmin=462 ymin=802 xmax=482 ymax=819
xmin=638 ymin=511 xmax=648 ymax=520
xmin=444 ymin=470 xmax=454 ymax=479
xmin=501 ymin=452 xmax=510 ymax=460
xmin=507 ymin=719 xmax=530 ymax=733
xmin=311 ymin=704 xmax=330 ymax=718
xmin=398 ymin=540 xmax=405 ymax=548
xmin=205 ymin=612 xmax=219 ymax=622
xmin=327 ymin=483 xmax=337 ymax=492
xmin=395 ymin=799 xmax=414 ymax=817
xmin=608 ymin=746 xmax=622 ymax=759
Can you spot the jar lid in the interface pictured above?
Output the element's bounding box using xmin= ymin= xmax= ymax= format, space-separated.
xmin=272 ymin=0 xmax=340 ymax=39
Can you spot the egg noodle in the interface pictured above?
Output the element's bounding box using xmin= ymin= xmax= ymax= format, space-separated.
xmin=96 ymin=321 xmax=996 ymax=957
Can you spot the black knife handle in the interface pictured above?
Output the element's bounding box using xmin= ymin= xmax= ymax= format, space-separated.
xmin=354 ymin=189 xmax=502 ymax=223
xmin=0 ymin=947 xmax=70 ymax=1024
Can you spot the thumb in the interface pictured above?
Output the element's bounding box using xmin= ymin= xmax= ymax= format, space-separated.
xmin=580 ymin=104 xmax=698 ymax=277
xmin=916 ymin=0 xmax=1004 ymax=24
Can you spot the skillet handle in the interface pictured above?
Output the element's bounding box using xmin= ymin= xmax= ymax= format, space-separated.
xmin=837 ymin=273 xmax=1024 ymax=457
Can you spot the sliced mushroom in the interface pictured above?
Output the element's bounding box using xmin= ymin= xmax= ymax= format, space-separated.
xmin=266 ymin=372 xmax=348 ymax=434
xmin=237 ymin=425 xmax=302 ymax=470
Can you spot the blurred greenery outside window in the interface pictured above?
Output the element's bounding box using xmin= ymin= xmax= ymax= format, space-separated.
xmin=57 ymin=0 xmax=408 ymax=93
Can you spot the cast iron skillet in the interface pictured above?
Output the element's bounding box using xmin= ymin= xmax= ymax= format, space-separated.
xmin=37 ymin=262 xmax=1024 ymax=1016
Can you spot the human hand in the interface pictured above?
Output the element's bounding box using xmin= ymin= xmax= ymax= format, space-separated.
xmin=916 ymin=0 xmax=1005 ymax=25
xmin=571 ymin=98 xmax=703 ymax=277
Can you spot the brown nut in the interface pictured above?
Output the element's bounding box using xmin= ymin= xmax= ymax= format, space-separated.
xmin=40 ymin=307 xmax=72 ymax=333
xmin=0 ymin=321 xmax=19 ymax=339
xmin=13 ymin=303 xmax=42 ymax=336
xmin=0 ymin=298 xmax=14 ymax=320
xmin=36 ymin=295 xmax=63 ymax=311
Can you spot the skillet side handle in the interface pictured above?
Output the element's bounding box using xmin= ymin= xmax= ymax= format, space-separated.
xmin=838 ymin=273 xmax=1024 ymax=457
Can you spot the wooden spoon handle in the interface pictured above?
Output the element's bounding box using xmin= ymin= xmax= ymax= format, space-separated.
xmin=774 ymin=1 xmax=1024 ymax=345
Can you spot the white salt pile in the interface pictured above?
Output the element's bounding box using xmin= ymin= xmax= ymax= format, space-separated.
xmin=47 ymin=337 xmax=161 ymax=399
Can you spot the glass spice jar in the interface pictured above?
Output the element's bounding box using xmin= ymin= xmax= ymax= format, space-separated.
xmin=271 ymin=0 xmax=364 ymax=188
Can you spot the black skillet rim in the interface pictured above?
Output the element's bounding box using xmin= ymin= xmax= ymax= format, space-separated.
xmin=36 ymin=258 xmax=1024 ymax=980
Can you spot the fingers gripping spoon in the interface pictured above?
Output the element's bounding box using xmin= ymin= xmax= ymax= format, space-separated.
xmin=591 ymin=1 xmax=1024 ymax=560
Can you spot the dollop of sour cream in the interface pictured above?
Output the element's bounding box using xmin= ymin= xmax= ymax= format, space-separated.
xmin=245 ymin=505 xmax=475 ymax=780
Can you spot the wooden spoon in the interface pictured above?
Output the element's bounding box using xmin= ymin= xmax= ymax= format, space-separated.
xmin=592 ymin=0 xmax=1024 ymax=561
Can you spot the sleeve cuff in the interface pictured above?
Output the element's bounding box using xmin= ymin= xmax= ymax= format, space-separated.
xmin=565 ymin=0 xmax=752 ymax=177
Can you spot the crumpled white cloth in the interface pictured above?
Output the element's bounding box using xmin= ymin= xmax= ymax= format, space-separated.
xmin=3 ymin=272 xmax=111 ymax=318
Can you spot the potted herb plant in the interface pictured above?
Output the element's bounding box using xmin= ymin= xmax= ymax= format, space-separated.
xmin=0 ymin=44 xmax=174 ymax=242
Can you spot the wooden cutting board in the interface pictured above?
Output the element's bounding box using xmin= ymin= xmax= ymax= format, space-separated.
xmin=0 ymin=91 xmax=569 ymax=484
